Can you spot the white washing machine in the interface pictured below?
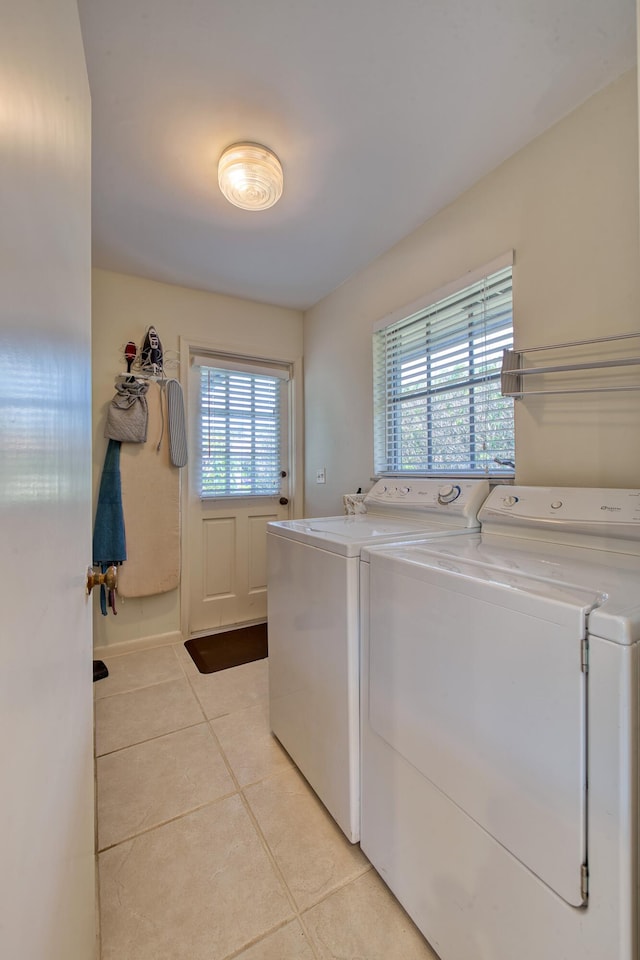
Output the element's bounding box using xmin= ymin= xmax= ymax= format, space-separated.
xmin=360 ymin=485 xmax=640 ymax=960
xmin=267 ymin=477 xmax=489 ymax=842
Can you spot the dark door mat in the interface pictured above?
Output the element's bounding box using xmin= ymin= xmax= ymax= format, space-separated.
xmin=184 ymin=623 xmax=268 ymax=674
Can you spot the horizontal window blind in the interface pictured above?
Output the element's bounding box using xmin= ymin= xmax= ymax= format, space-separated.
xmin=373 ymin=265 xmax=514 ymax=476
xmin=198 ymin=365 xmax=281 ymax=497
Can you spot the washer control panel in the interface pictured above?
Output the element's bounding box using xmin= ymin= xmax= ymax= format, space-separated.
xmin=365 ymin=478 xmax=489 ymax=520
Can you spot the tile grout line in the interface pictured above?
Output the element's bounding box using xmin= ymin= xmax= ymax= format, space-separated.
xmin=96 ymin=789 xmax=241 ymax=854
xmin=94 ymin=675 xmax=182 ymax=699
xmin=204 ymin=711 xmax=324 ymax=960
xmin=95 ymin=648 xmax=371 ymax=960
xmin=192 ymin=657 xmax=370 ymax=959
xmin=173 ymin=642 xmax=231 ymax=726
xmin=220 ymin=917 xmax=312 ymax=960
xmin=152 ymin=652 xmax=318 ymax=957
xmin=93 ymin=640 xmax=206 ymax=703
xmin=235 ymin=786 xmax=324 ymax=960
xmin=95 ymin=646 xmax=212 ymax=757
xmin=95 ymin=716 xmax=210 ymax=759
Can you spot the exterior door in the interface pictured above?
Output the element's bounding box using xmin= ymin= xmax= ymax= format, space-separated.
xmin=0 ymin=3 xmax=95 ymax=958
xmin=187 ymin=354 xmax=292 ymax=635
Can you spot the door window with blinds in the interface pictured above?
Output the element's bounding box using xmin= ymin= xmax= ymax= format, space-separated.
xmin=193 ymin=354 xmax=289 ymax=497
xmin=373 ymin=259 xmax=515 ymax=476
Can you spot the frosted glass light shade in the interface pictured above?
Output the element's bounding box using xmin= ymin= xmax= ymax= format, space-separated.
xmin=217 ymin=142 xmax=283 ymax=211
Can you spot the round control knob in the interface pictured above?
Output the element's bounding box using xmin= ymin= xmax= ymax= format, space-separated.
xmin=504 ymin=495 xmax=519 ymax=507
xmin=398 ymin=486 xmax=410 ymax=496
xmin=438 ymin=483 xmax=461 ymax=504
xmin=550 ymin=500 xmax=563 ymax=510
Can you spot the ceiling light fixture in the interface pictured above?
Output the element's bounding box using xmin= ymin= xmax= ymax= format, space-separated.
xmin=217 ymin=142 xmax=283 ymax=211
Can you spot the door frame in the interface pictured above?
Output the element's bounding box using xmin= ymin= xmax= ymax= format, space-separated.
xmin=179 ymin=335 xmax=304 ymax=641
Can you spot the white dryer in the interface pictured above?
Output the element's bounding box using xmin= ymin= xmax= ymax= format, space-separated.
xmin=267 ymin=478 xmax=489 ymax=842
xmin=360 ymin=485 xmax=640 ymax=960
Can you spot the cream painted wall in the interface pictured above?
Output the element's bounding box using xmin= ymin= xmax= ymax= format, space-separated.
xmin=303 ymin=70 xmax=640 ymax=516
xmin=92 ymin=269 xmax=303 ymax=652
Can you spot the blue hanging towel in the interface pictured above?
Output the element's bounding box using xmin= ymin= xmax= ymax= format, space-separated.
xmin=93 ymin=439 xmax=127 ymax=615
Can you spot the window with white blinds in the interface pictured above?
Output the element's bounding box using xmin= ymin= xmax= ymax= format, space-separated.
xmin=373 ymin=263 xmax=515 ymax=476
xmin=198 ymin=363 xmax=283 ymax=497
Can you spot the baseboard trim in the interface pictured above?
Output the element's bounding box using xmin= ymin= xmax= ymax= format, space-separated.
xmin=187 ymin=618 xmax=267 ymax=641
xmin=93 ymin=630 xmax=183 ymax=658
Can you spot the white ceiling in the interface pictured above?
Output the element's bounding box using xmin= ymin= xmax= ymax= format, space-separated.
xmin=78 ymin=0 xmax=637 ymax=311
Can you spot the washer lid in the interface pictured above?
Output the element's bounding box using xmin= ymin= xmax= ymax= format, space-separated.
xmin=267 ymin=514 xmax=480 ymax=557
xmin=363 ymin=532 xmax=640 ymax=643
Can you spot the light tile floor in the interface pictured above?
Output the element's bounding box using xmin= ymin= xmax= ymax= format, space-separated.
xmin=95 ymin=643 xmax=440 ymax=960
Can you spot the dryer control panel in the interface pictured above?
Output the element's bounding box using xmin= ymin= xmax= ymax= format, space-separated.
xmin=479 ymin=485 xmax=640 ymax=546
